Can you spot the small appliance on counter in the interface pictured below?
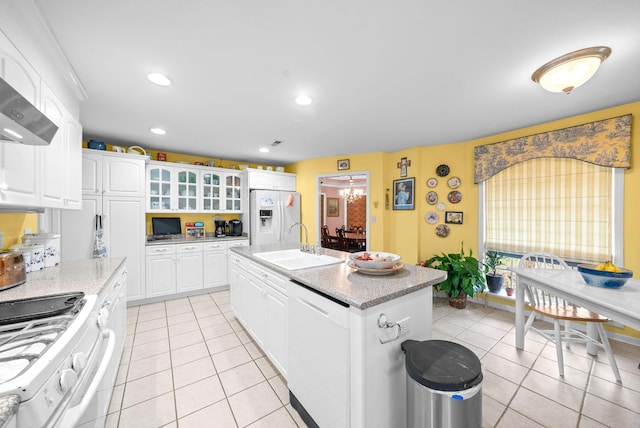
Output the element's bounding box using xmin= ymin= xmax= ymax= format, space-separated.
xmin=228 ymin=219 xmax=243 ymax=236
xmin=0 ymin=252 xmax=27 ymax=291
xmin=214 ymin=219 xmax=227 ymax=237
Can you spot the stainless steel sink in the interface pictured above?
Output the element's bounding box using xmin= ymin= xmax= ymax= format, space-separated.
xmin=253 ymin=249 xmax=344 ymax=271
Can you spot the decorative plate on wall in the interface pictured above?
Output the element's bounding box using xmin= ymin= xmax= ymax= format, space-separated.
xmin=436 ymin=202 xmax=446 ymax=211
xmin=447 ymin=176 xmax=461 ymax=189
xmin=427 ymin=178 xmax=438 ymax=188
xmin=435 ymin=224 xmax=450 ymax=237
xmin=436 ymin=164 xmax=450 ymax=177
xmin=426 ymin=191 xmax=438 ymax=205
xmin=425 ymin=212 xmax=439 ymax=224
xmin=448 ymin=191 xmax=462 ymax=203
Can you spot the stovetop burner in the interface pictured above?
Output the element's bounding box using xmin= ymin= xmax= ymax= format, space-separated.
xmin=0 ymin=295 xmax=86 ymax=384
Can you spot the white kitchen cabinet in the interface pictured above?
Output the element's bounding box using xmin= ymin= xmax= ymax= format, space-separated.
xmin=61 ymin=151 xmax=146 ymax=301
xmin=223 ymin=171 xmax=243 ymax=213
xmin=244 ymin=168 xmax=296 ymax=191
xmin=200 ymin=168 xmax=243 ymax=213
xmin=203 ymin=242 xmax=228 ymax=289
xmin=229 ymin=254 xmax=288 ymax=375
xmin=146 ymin=245 xmax=176 ymax=298
xmin=146 ymin=162 xmax=199 ymax=212
xmin=0 ymin=32 xmax=40 ymax=207
xmin=176 ymin=243 xmax=204 ymax=293
xmin=39 ymin=82 xmax=82 ymax=209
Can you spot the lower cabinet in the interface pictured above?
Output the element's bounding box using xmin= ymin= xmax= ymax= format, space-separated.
xmin=229 ymin=253 xmax=288 ymax=376
xmin=143 ymin=239 xmax=248 ymax=303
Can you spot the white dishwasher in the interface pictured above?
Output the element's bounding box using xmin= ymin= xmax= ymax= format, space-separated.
xmin=288 ymin=280 xmax=350 ymax=428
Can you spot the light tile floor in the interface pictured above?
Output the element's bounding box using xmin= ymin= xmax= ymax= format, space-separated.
xmin=106 ymin=290 xmax=640 ymax=427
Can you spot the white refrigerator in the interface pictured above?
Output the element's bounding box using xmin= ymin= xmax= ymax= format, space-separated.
xmin=249 ymin=190 xmax=301 ymax=246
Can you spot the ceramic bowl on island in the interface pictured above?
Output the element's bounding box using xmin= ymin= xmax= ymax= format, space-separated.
xmin=577 ymin=264 xmax=633 ymax=289
xmin=349 ymin=252 xmax=401 ymax=270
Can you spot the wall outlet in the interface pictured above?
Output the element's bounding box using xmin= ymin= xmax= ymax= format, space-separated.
xmin=24 ymin=228 xmax=32 ymax=235
xmin=371 ymin=215 xmax=377 ymax=223
xmin=397 ymin=316 xmax=410 ymax=336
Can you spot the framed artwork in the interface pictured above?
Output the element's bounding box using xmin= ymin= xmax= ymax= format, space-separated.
xmin=445 ymin=211 xmax=463 ymax=224
xmin=393 ymin=177 xmax=415 ymax=210
xmin=337 ymin=159 xmax=350 ymax=170
xmin=327 ymin=197 xmax=340 ymax=217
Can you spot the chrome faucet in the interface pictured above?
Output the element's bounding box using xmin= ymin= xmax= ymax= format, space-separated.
xmin=289 ymin=222 xmax=310 ymax=252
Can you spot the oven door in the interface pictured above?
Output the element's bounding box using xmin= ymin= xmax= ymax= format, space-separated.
xmin=51 ymin=327 xmax=116 ymax=428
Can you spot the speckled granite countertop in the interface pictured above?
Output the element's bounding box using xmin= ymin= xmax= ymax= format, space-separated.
xmin=0 ymin=257 xmax=126 ymax=302
xmin=230 ymin=244 xmax=446 ymax=309
xmin=0 ymin=395 xmax=18 ymax=428
xmin=146 ymin=234 xmax=249 ymax=246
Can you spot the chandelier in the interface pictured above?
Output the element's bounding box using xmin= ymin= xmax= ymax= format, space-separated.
xmin=340 ymin=177 xmax=363 ymax=203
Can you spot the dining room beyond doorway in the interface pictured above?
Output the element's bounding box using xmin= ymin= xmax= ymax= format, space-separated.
xmin=317 ymin=172 xmax=369 ymax=251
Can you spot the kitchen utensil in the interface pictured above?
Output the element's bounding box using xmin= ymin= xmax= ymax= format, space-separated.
xmin=577 ymin=264 xmax=632 ymax=288
xmin=214 ymin=220 xmax=227 ymax=237
xmin=93 ymin=215 xmax=107 ymax=258
xmin=87 ymin=139 xmax=106 ymax=150
xmin=127 ymin=145 xmax=146 ymax=156
xmin=349 ymin=252 xmax=401 ymax=269
xmin=0 ymin=292 xmax=85 ymax=325
xmin=0 ymin=252 xmax=26 ymax=291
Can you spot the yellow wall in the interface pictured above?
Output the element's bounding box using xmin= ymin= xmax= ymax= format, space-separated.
xmin=0 ymin=213 xmax=38 ymax=250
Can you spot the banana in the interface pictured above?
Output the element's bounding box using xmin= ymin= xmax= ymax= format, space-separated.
xmin=596 ymin=261 xmax=621 ymax=273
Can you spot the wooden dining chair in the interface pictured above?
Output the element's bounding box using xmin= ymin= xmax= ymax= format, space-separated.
xmin=335 ymin=228 xmax=349 ymax=252
xmin=321 ymin=225 xmax=339 ymax=250
xmin=518 ymin=252 xmax=621 ymax=381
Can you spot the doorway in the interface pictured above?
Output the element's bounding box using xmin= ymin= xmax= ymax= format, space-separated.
xmin=317 ymin=172 xmax=369 ymax=251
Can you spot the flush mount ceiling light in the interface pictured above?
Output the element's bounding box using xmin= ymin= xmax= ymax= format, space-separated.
xmin=150 ymin=128 xmax=166 ymax=135
xmin=532 ymin=46 xmax=611 ymax=93
xmin=147 ymin=73 xmax=172 ymax=86
xmin=259 ymin=147 xmax=270 ymax=153
xmin=295 ymin=95 xmax=313 ymax=106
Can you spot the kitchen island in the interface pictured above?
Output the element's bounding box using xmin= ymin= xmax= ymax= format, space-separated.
xmin=228 ymin=244 xmax=446 ymax=428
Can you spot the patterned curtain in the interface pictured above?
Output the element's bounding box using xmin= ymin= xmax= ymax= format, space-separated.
xmin=474 ymin=114 xmax=631 ymax=183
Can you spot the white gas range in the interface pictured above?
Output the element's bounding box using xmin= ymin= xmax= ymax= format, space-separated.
xmin=0 ymin=259 xmax=127 ymax=428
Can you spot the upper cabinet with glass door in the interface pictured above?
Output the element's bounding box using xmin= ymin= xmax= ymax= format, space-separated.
xmin=201 ymin=169 xmax=242 ymax=213
xmin=146 ymin=162 xmax=199 ymax=212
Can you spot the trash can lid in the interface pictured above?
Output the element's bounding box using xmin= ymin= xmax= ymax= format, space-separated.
xmin=402 ymin=340 xmax=482 ymax=391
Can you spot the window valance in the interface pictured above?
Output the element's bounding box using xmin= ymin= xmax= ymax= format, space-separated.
xmin=474 ymin=114 xmax=631 ymax=183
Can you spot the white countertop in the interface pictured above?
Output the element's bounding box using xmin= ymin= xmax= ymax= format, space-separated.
xmin=0 ymin=257 xmax=126 ymax=302
xmin=230 ymin=244 xmax=446 ymax=309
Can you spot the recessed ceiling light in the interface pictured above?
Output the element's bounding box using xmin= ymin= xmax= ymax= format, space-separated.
xmin=150 ymin=128 xmax=166 ymax=135
xmin=259 ymin=147 xmax=270 ymax=153
xmin=295 ymin=95 xmax=313 ymax=106
xmin=147 ymin=73 xmax=172 ymax=86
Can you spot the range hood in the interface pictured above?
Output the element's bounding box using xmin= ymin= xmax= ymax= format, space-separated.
xmin=0 ymin=77 xmax=58 ymax=146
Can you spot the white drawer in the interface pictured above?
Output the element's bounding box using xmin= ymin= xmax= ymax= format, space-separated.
xmin=146 ymin=245 xmax=175 ymax=255
xmin=228 ymin=240 xmax=249 ymax=248
xmin=204 ymin=242 xmax=227 ymax=251
xmin=176 ymin=243 xmax=203 ymax=253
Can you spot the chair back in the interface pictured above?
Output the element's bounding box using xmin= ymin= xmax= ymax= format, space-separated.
xmin=335 ymin=228 xmax=349 ymax=251
xmin=518 ymin=252 xmax=569 ymax=308
xmin=321 ymin=226 xmax=330 ymax=247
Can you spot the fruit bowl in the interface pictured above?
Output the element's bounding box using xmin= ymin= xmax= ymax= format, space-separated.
xmin=349 ymin=252 xmax=401 ymax=270
xmin=577 ymin=264 xmax=633 ymax=289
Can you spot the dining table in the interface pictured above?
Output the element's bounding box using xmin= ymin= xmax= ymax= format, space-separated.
xmin=509 ymin=268 xmax=640 ymax=354
xmin=330 ymin=231 xmax=367 ymax=251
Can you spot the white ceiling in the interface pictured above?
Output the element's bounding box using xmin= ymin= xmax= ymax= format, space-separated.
xmin=35 ymin=0 xmax=640 ymax=166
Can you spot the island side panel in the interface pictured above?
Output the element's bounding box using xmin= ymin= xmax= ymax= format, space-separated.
xmin=349 ymin=287 xmax=432 ymax=428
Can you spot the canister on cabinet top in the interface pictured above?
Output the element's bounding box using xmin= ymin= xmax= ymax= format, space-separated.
xmin=22 ymin=233 xmax=60 ymax=267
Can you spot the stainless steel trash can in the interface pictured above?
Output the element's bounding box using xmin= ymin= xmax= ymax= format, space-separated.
xmin=401 ymin=339 xmax=482 ymax=428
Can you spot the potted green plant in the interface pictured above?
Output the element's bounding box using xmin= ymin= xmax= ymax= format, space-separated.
xmin=424 ymin=243 xmax=487 ymax=309
xmin=484 ymin=250 xmax=505 ymax=293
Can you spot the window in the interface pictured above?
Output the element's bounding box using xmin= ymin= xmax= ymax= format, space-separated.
xmin=482 ymin=157 xmax=621 ymax=264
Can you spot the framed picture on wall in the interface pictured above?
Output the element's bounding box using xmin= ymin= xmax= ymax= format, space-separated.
xmin=393 ymin=177 xmax=415 ymax=210
xmin=337 ymin=159 xmax=350 ymax=170
xmin=445 ymin=211 xmax=463 ymax=224
xmin=327 ymin=197 xmax=340 ymax=217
